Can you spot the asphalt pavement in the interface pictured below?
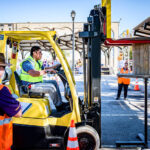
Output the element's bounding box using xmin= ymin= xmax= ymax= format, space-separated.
xmin=69 ymin=74 xmax=150 ymax=149
xmin=55 ymin=74 xmax=150 ymax=149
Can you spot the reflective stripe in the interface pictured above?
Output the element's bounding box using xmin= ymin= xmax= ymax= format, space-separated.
xmin=68 ymin=127 xmax=77 ymax=138
xmin=0 ymin=117 xmax=12 ymax=125
xmin=67 ymin=140 xmax=79 ymax=149
xmin=0 ymin=120 xmax=3 ymax=125
xmin=3 ymin=117 xmax=12 ymax=124
xmin=27 ymin=58 xmax=32 ymax=62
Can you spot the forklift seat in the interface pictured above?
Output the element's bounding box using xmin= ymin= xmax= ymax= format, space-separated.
xmin=14 ymin=71 xmax=45 ymax=98
xmin=2 ymin=66 xmax=12 ymax=84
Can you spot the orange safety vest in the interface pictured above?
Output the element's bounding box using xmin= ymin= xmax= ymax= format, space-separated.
xmin=0 ymin=84 xmax=13 ymax=150
xmin=118 ymin=68 xmax=130 ymax=85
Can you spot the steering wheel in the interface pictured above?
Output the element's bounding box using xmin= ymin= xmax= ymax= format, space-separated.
xmin=54 ymin=64 xmax=62 ymax=71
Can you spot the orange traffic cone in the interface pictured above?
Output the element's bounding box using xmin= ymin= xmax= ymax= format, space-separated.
xmin=67 ymin=120 xmax=80 ymax=150
xmin=134 ymin=78 xmax=140 ymax=91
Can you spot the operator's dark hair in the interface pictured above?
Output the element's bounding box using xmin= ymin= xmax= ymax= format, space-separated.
xmin=30 ymin=46 xmax=41 ymax=56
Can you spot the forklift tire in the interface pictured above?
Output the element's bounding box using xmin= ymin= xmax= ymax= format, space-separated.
xmin=76 ymin=125 xmax=100 ymax=150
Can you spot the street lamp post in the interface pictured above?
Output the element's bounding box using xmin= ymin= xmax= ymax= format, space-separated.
xmin=71 ymin=10 xmax=76 ymax=76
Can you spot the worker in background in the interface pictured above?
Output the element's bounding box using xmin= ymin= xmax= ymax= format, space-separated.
xmin=116 ymin=62 xmax=130 ymax=100
xmin=20 ymin=46 xmax=69 ymax=112
xmin=0 ymin=53 xmax=22 ymax=150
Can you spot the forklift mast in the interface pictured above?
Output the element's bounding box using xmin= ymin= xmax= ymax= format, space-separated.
xmin=79 ymin=6 xmax=106 ymax=146
xmin=79 ymin=5 xmax=106 ymax=107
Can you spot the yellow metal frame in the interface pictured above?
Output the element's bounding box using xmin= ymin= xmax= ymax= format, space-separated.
xmin=0 ymin=31 xmax=81 ymax=127
xmin=102 ymin=0 xmax=111 ymax=38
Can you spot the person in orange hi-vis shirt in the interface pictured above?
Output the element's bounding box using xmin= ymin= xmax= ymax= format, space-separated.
xmin=116 ymin=62 xmax=130 ymax=100
xmin=0 ymin=53 xmax=22 ymax=150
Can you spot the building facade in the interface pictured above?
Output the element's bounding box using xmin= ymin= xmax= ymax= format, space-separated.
xmin=0 ymin=22 xmax=119 ymax=74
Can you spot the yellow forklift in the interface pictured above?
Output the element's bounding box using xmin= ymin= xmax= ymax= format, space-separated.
xmin=0 ymin=2 xmax=109 ymax=149
xmin=0 ymin=12 xmax=104 ymax=148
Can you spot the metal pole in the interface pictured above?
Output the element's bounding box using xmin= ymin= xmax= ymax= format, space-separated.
xmin=144 ymin=78 xmax=148 ymax=148
xmin=113 ymin=47 xmax=114 ymax=70
xmin=128 ymin=47 xmax=130 ymax=71
xmin=83 ymin=39 xmax=87 ymax=107
xmin=72 ymin=18 xmax=75 ymax=76
xmin=111 ymin=30 xmax=115 ymax=70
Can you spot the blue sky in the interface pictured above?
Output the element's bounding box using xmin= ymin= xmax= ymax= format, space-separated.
xmin=0 ymin=0 xmax=150 ymax=34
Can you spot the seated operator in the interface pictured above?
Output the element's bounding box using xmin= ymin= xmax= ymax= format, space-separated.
xmin=20 ymin=46 xmax=69 ymax=112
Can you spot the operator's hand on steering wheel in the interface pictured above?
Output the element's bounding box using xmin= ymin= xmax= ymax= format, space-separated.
xmin=54 ymin=63 xmax=60 ymax=68
xmin=45 ymin=69 xmax=57 ymax=74
xmin=50 ymin=69 xmax=57 ymax=74
xmin=53 ymin=64 xmax=62 ymax=71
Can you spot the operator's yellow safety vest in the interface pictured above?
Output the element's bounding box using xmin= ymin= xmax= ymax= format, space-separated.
xmin=20 ymin=56 xmax=43 ymax=83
